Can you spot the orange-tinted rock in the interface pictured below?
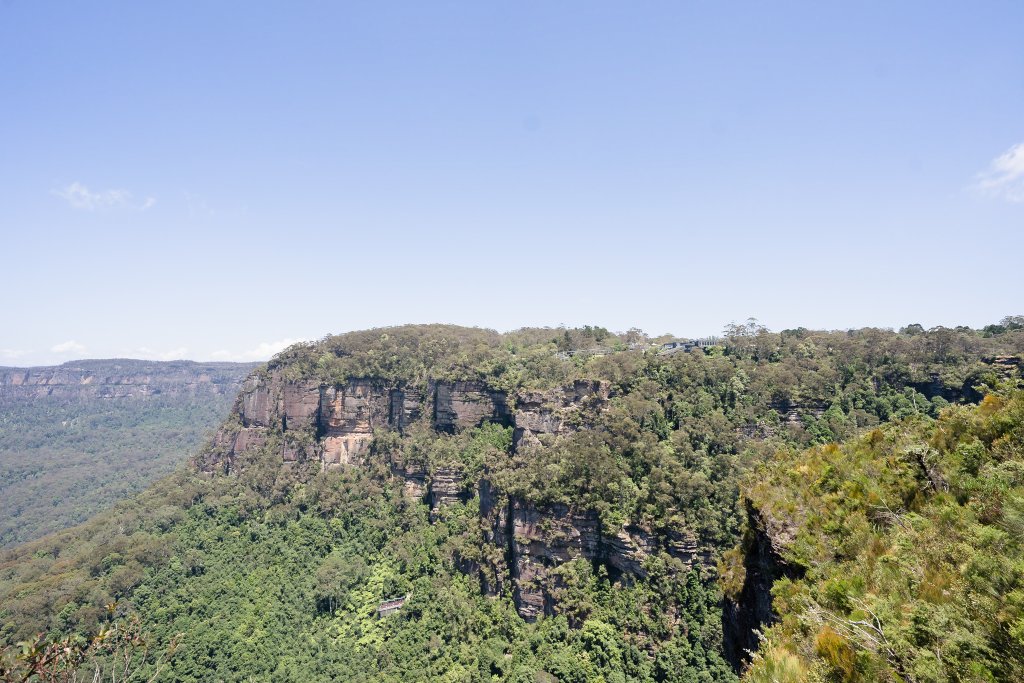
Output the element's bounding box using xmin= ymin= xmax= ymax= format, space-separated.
xmin=233 ymin=427 xmax=267 ymax=454
xmin=322 ymin=434 xmax=372 ymax=469
xmin=239 ymin=375 xmax=275 ymax=427
xmin=282 ymin=380 xmax=321 ymax=429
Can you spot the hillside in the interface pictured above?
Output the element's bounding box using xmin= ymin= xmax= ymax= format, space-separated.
xmin=731 ymin=388 xmax=1024 ymax=682
xmin=0 ymin=324 xmax=1021 ymax=682
xmin=0 ymin=360 xmax=256 ymax=547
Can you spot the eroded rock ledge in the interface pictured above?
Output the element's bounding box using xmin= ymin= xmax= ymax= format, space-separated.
xmin=199 ymin=369 xmax=714 ymax=620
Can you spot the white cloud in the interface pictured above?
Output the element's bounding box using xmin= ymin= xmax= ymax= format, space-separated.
xmin=974 ymin=142 xmax=1024 ymax=202
xmin=135 ymin=346 xmax=189 ymax=361
xmin=0 ymin=348 xmax=28 ymax=361
xmin=52 ymin=182 xmax=156 ymax=211
xmin=51 ymin=340 xmax=87 ymax=355
xmin=210 ymin=338 xmax=305 ymax=362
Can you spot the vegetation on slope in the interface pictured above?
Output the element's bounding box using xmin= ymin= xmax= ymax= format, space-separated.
xmin=739 ymin=387 xmax=1024 ymax=683
xmin=0 ymin=361 xmax=253 ymax=547
xmin=0 ymin=322 xmax=1020 ymax=681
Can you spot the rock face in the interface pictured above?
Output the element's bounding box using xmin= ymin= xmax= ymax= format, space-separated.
xmin=0 ymin=360 xmax=255 ymax=402
xmin=239 ymin=375 xmax=275 ymax=427
xmin=205 ymin=373 xmax=517 ymax=472
xmin=513 ymin=380 xmax=608 ymax=450
xmin=721 ymin=502 xmax=805 ymax=670
xmin=428 ymin=467 xmax=468 ymax=520
xmin=320 ymin=380 xmax=391 ymax=468
xmin=479 ymin=485 xmax=709 ymax=621
xmin=498 ymin=500 xmax=602 ymax=620
xmin=204 ymin=371 xmax=710 ymax=622
xmin=390 ymin=457 xmax=428 ymax=499
xmin=435 ymin=381 xmax=511 ymax=433
xmin=390 ymin=386 xmax=426 ymax=431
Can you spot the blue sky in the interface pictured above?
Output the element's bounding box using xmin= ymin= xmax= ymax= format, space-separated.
xmin=2 ymin=1 xmax=1022 ymax=365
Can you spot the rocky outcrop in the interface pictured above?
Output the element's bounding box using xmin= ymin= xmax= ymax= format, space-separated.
xmin=388 ymin=454 xmax=428 ymax=498
xmin=282 ymin=381 xmax=321 ymax=430
xmin=513 ymin=380 xmax=608 ymax=450
xmin=770 ymin=399 xmax=828 ymax=426
xmin=428 ymin=467 xmax=468 ymax=520
xmin=479 ymin=486 xmax=711 ymax=621
xmin=503 ymin=501 xmax=602 ymax=620
xmin=603 ymin=525 xmax=660 ymax=578
xmin=320 ymin=380 xmax=391 ymax=468
xmin=434 ymin=382 xmax=510 ymax=433
xmin=233 ymin=427 xmax=268 ymax=455
xmin=207 ymin=373 xmax=520 ymax=471
xmin=238 ymin=374 xmax=276 ymax=428
xmin=238 ymin=372 xmax=322 ymax=430
xmin=722 ymin=502 xmax=805 ymax=671
xmin=0 ymin=360 xmax=254 ymax=402
xmin=391 ymin=386 xmax=426 ymax=431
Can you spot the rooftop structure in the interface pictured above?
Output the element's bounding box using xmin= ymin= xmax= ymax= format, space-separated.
xmin=377 ymin=594 xmax=409 ymax=617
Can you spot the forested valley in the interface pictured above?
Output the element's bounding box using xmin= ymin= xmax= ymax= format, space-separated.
xmin=0 ymin=360 xmax=254 ymax=547
xmin=1 ymin=321 xmax=1022 ymax=682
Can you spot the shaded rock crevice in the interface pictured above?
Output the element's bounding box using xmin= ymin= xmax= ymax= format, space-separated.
xmin=722 ymin=502 xmax=805 ymax=671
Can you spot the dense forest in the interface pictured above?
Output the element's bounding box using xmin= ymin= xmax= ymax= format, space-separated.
xmin=0 ymin=321 xmax=1022 ymax=682
xmin=0 ymin=360 xmax=253 ymax=547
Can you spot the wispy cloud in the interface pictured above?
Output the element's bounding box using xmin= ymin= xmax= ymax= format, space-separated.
xmin=974 ymin=143 xmax=1024 ymax=203
xmin=52 ymin=182 xmax=156 ymax=211
xmin=51 ymin=340 xmax=87 ymax=355
xmin=210 ymin=338 xmax=305 ymax=362
xmin=135 ymin=346 xmax=189 ymax=361
xmin=0 ymin=348 xmax=28 ymax=361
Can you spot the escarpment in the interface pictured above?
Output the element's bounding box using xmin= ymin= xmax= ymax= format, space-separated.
xmin=203 ymin=372 xmax=512 ymax=472
xmin=198 ymin=365 xmax=714 ymax=621
xmin=478 ymin=494 xmax=707 ymax=621
xmin=0 ymin=359 xmax=255 ymax=401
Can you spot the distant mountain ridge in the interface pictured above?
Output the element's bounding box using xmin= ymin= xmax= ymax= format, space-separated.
xmin=0 ymin=358 xmax=258 ymax=547
xmin=0 ymin=359 xmax=257 ymax=401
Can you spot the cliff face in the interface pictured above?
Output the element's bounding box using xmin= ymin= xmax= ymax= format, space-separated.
xmin=203 ymin=372 xmax=513 ymax=474
xmin=512 ymin=379 xmax=608 ymax=450
xmin=721 ymin=502 xmax=805 ymax=670
xmin=0 ymin=360 xmax=256 ymax=402
xmin=202 ymin=368 xmax=716 ymax=621
xmin=478 ymin=491 xmax=706 ymax=621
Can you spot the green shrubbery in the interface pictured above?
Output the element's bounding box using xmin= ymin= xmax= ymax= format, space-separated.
xmin=743 ymin=389 xmax=1024 ymax=682
xmin=0 ymin=322 xmax=1021 ymax=681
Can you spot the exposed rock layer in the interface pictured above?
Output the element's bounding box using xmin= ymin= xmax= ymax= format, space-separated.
xmin=203 ymin=369 xmax=709 ymax=620
xmin=0 ymin=360 xmax=255 ymax=401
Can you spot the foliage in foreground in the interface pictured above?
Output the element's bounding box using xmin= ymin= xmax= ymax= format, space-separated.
xmin=742 ymin=388 xmax=1024 ymax=682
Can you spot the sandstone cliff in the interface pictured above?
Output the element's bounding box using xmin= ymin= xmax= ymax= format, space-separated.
xmin=0 ymin=359 xmax=256 ymax=402
xmin=200 ymin=367 xmax=716 ymax=621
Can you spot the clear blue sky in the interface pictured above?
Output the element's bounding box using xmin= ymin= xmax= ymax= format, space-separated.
xmin=2 ymin=1 xmax=1022 ymax=365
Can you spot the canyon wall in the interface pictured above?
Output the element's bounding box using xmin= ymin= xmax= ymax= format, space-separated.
xmin=0 ymin=360 xmax=255 ymax=402
xmin=201 ymin=368 xmax=715 ymax=621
